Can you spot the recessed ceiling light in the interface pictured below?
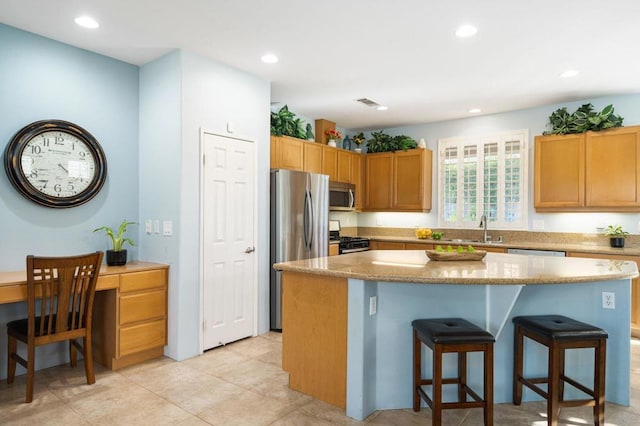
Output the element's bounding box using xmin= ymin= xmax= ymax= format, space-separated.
xmin=74 ymin=16 xmax=99 ymax=29
xmin=376 ymin=106 xmax=388 ymax=111
xmin=560 ymin=69 xmax=579 ymax=78
xmin=469 ymin=108 xmax=481 ymax=114
xmin=261 ymin=53 xmax=279 ymax=64
xmin=455 ymin=24 xmax=478 ymax=38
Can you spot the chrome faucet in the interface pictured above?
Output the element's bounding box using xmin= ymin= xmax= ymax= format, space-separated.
xmin=479 ymin=214 xmax=490 ymax=243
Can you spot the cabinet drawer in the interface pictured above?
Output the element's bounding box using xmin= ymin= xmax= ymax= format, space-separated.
xmin=119 ymin=289 xmax=166 ymax=325
xmin=96 ymin=274 xmax=119 ymax=290
xmin=119 ymin=319 xmax=166 ymax=357
xmin=120 ymin=269 xmax=167 ymax=293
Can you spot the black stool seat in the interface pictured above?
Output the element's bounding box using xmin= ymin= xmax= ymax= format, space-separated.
xmin=513 ymin=314 xmax=608 ymax=426
xmin=412 ymin=317 xmax=494 ymax=425
xmin=512 ymin=315 xmax=608 ymax=340
xmin=412 ymin=318 xmax=495 ymax=344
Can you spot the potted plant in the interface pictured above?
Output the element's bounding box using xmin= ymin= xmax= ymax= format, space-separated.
xmin=325 ymin=129 xmax=342 ymax=147
xmin=353 ymin=132 xmax=366 ymax=153
xmin=270 ymin=105 xmax=308 ymax=139
xmin=604 ymin=224 xmax=629 ymax=248
xmin=366 ymin=130 xmax=417 ymax=153
xmin=93 ymin=219 xmax=136 ymax=265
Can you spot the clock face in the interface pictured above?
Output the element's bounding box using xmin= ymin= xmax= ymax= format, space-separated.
xmin=4 ymin=120 xmax=107 ymax=208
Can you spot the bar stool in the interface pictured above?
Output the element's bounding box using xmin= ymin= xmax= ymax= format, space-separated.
xmin=512 ymin=315 xmax=608 ymax=426
xmin=412 ymin=318 xmax=495 ymax=426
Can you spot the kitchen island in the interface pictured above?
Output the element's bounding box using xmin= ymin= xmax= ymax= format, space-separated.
xmin=273 ymin=250 xmax=639 ymax=420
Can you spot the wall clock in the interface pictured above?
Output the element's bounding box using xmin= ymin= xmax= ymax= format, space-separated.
xmin=4 ymin=120 xmax=107 ymax=208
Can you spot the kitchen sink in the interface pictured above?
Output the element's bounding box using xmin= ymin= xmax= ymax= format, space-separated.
xmin=437 ymin=238 xmax=503 ymax=245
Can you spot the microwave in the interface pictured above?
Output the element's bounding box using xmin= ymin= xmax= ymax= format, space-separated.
xmin=329 ymin=181 xmax=355 ymax=211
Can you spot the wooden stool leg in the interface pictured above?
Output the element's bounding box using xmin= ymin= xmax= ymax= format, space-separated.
xmin=458 ymin=350 xmax=467 ymax=402
xmin=433 ymin=344 xmax=443 ymax=426
xmin=7 ymin=335 xmax=17 ymax=384
xmin=413 ymin=330 xmax=421 ymax=411
xmin=485 ymin=343 xmax=494 ymax=426
xmin=593 ymin=339 xmax=606 ymax=426
xmin=513 ymin=325 xmax=524 ymax=405
xmin=548 ymin=341 xmax=561 ymax=426
xmin=558 ymin=347 xmax=565 ymax=402
xmin=26 ymin=341 xmax=35 ymax=403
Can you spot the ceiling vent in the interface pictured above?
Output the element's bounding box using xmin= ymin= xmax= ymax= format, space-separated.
xmin=356 ymin=98 xmax=381 ymax=108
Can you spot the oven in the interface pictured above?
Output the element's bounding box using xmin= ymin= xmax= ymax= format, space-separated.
xmin=339 ymin=236 xmax=370 ymax=254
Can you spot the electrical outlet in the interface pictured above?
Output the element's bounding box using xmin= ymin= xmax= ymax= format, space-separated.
xmin=602 ymin=292 xmax=615 ymax=309
xmin=369 ymin=296 xmax=377 ymax=315
xmin=145 ymin=220 xmax=152 ymax=234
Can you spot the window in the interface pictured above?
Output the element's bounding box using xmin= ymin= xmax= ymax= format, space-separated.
xmin=438 ymin=130 xmax=528 ymax=229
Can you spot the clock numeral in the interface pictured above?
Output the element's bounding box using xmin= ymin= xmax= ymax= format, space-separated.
xmin=55 ymin=136 xmax=64 ymax=145
xmin=42 ymin=138 xmax=50 ymax=147
xmin=29 ymin=170 xmax=38 ymax=179
xmin=67 ymin=184 xmax=75 ymax=191
xmin=54 ymin=184 xmax=62 ymax=193
xmin=78 ymin=151 xmax=86 ymax=158
xmin=39 ymin=181 xmax=49 ymax=190
xmin=30 ymin=146 xmax=42 ymax=154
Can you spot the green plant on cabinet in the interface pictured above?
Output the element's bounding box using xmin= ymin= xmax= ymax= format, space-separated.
xmin=544 ymin=103 xmax=624 ymax=135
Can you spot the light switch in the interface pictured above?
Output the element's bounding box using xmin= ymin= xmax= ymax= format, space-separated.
xmin=145 ymin=220 xmax=152 ymax=234
xmin=153 ymin=220 xmax=160 ymax=234
xmin=227 ymin=121 xmax=234 ymax=133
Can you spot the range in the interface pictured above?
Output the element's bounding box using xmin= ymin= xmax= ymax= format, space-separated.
xmin=329 ymin=220 xmax=370 ymax=254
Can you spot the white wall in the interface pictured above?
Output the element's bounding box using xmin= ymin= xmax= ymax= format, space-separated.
xmin=139 ymin=50 xmax=270 ymax=361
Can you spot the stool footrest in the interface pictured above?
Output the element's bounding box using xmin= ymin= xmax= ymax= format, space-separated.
xmin=417 ymin=384 xmax=485 ymax=406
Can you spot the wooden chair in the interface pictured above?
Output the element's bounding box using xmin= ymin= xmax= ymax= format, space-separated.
xmin=6 ymin=251 xmax=103 ymax=402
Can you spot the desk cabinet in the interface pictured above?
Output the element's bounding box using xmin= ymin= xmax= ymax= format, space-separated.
xmin=92 ymin=266 xmax=168 ymax=370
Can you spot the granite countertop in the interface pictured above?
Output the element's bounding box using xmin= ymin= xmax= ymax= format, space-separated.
xmin=273 ymin=250 xmax=639 ymax=285
xmin=365 ymin=235 xmax=640 ymax=256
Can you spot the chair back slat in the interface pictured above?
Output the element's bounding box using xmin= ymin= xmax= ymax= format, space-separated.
xmin=26 ymin=252 xmax=103 ymax=338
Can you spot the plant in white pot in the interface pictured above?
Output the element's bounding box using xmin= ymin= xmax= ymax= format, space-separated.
xmin=93 ymin=219 xmax=136 ymax=265
xmin=604 ymin=224 xmax=629 ymax=248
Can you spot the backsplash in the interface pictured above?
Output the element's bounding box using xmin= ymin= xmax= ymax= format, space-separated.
xmin=359 ymin=227 xmax=639 ymax=249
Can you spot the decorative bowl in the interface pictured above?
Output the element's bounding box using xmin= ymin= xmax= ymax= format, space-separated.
xmin=425 ymin=250 xmax=487 ymax=261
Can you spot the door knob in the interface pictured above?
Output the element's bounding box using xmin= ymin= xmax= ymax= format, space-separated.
xmin=244 ymin=247 xmax=255 ymax=254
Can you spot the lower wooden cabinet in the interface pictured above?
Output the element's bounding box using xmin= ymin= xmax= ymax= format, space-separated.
xmin=370 ymin=240 xmax=433 ymax=250
xmin=329 ymin=244 xmax=340 ymax=256
xmin=92 ymin=266 xmax=168 ymax=370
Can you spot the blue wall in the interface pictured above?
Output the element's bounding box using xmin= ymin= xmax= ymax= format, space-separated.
xmin=0 ymin=23 xmax=140 ymax=377
xmin=0 ymin=24 xmax=140 ymax=267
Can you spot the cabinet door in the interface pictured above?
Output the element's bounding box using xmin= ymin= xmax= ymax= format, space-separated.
xmin=586 ymin=127 xmax=640 ymax=208
xmin=323 ymin=146 xmax=338 ymax=181
xmin=304 ymin=142 xmax=324 ymax=174
xmin=481 ymin=246 xmax=506 ymax=253
xmin=337 ymin=150 xmax=352 ymax=183
xmin=405 ymin=242 xmax=434 ymax=250
xmin=393 ymin=149 xmax=432 ymax=211
xmin=351 ymin=153 xmax=363 ymax=210
xmin=272 ymin=136 xmax=304 ymax=171
xmin=375 ymin=241 xmax=405 ymax=250
xmin=568 ymin=252 xmax=640 ymax=337
xmin=365 ymin=153 xmax=393 ymax=210
xmin=534 ymin=134 xmax=585 ymax=209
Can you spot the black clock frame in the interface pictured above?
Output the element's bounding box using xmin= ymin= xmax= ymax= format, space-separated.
xmin=4 ymin=120 xmax=107 ymax=208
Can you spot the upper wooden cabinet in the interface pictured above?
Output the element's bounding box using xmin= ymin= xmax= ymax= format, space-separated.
xmin=303 ymin=142 xmax=324 ymax=174
xmin=364 ymin=149 xmax=433 ymax=212
xmin=271 ymin=136 xmax=304 ymax=171
xmin=534 ymin=126 xmax=640 ymax=211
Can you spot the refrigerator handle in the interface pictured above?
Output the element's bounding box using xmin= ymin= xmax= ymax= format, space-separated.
xmin=303 ymin=190 xmax=310 ymax=250
xmin=305 ymin=189 xmax=314 ymax=250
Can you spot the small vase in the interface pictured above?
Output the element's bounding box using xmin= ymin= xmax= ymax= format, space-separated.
xmin=106 ymin=249 xmax=128 ymax=266
xmin=328 ymin=140 xmax=337 ymax=147
xmin=610 ymin=237 xmax=625 ymax=248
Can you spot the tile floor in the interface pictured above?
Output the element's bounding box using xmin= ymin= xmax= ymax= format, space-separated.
xmin=1 ymin=333 xmax=639 ymax=425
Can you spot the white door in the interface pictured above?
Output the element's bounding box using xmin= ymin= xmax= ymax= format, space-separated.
xmin=202 ymin=132 xmax=255 ymax=350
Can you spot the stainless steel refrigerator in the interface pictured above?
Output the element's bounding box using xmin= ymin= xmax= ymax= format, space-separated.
xmin=270 ymin=169 xmax=329 ymax=330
